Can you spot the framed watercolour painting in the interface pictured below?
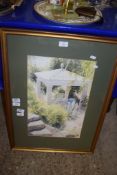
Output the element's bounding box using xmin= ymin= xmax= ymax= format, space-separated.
xmin=1 ymin=29 xmax=117 ymax=153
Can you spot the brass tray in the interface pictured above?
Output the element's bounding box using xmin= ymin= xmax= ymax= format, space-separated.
xmin=34 ymin=1 xmax=103 ymax=25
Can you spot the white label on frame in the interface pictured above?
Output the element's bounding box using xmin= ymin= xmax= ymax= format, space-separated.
xmin=59 ymin=41 xmax=68 ymax=47
xmin=16 ymin=112 xmax=24 ymax=117
xmin=12 ymin=98 xmax=21 ymax=106
xmin=12 ymin=102 xmax=20 ymax=107
xmin=12 ymin=98 xmax=21 ymax=103
xmin=16 ymin=108 xmax=25 ymax=117
xmin=17 ymin=109 xmax=25 ymax=113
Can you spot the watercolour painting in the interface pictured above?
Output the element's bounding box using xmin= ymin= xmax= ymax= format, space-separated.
xmin=27 ymin=56 xmax=96 ymax=138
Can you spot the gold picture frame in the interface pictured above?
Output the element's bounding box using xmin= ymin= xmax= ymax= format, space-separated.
xmin=1 ymin=28 xmax=117 ymax=153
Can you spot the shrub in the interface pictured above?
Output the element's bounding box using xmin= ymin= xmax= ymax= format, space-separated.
xmin=28 ymin=80 xmax=47 ymax=116
xmin=28 ymin=80 xmax=69 ymax=127
xmin=45 ymin=104 xmax=68 ymax=127
xmin=81 ymin=96 xmax=88 ymax=107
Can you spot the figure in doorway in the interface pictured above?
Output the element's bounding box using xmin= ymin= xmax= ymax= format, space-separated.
xmin=67 ymin=88 xmax=80 ymax=114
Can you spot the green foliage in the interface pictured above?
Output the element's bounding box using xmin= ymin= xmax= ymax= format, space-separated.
xmin=50 ymin=58 xmax=82 ymax=74
xmin=50 ymin=58 xmax=96 ymax=79
xmin=28 ymin=80 xmax=68 ymax=127
xmin=28 ymin=63 xmax=40 ymax=82
xmin=80 ymin=61 xmax=96 ymax=79
xmin=28 ymin=81 xmax=47 ymax=116
xmin=45 ymin=104 xmax=68 ymax=126
xmin=50 ymin=58 xmax=64 ymax=69
xmin=28 ymin=81 xmax=44 ymax=115
xmin=28 ymin=63 xmax=40 ymax=76
xmin=81 ymin=96 xmax=88 ymax=107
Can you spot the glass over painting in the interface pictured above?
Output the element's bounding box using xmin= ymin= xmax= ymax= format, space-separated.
xmin=27 ymin=56 xmax=97 ymax=138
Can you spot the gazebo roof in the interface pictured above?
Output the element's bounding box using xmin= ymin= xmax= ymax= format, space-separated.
xmin=35 ymin=69 xmax=84 ymax=86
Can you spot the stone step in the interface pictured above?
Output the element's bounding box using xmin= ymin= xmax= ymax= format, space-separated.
xmin=29 ymin=128 xmax=52 ymax=137
xmin=28 ymin=120 xmax=45 ymax=132
xmin=27 ymin=114 xmax=41 ymax=123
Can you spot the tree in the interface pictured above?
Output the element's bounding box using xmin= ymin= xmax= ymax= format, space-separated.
xmin=50 ymin=57 xmax=96 ymax=79
xmin=50 ymin=57 xmax=82 ymax=74
xmin=28 ymin=63 xmax=40 ymax=82
xmin=80 ymin=60 xmax=96 ymax=79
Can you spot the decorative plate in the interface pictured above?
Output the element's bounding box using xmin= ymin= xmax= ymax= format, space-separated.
xmin=34 ymin=1 xmax=103 ymax=25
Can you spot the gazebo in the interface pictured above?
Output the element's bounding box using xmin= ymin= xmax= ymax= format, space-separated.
xmin=35 ymin=68 xmax=84 ymax=104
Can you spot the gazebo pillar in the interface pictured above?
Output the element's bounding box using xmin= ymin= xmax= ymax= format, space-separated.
xmin=65 ymin=86 xmax=71 ymax=100
xmin=46 ymin=85 xmax=52 ymax=103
